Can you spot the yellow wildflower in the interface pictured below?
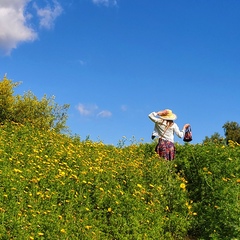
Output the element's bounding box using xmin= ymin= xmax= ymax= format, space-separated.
xmin=180 ymin=183 xmax=186 ymax=189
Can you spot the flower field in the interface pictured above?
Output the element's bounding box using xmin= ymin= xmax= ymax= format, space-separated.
xmin=0 ymin=122 xmax=239 ymax=239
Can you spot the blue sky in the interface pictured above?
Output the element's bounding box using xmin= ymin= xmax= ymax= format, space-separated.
xmin=1 ymin=0 xmax=240 ymax=145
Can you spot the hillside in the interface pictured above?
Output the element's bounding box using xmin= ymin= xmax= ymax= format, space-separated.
xmin=0 ymin=122 xmax=239 ymax=239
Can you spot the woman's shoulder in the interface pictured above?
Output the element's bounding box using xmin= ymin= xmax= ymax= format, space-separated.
xmin=170 ymin=122 xmax=178 ymax=128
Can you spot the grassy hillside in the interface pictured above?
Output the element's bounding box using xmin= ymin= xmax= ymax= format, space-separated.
xmin=0 ymin=122 xmax=239 ymax=239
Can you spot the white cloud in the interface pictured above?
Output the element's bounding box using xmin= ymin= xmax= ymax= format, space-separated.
xmin=77 ymin=103 xmax=98 ymax=116
xmin=0 ymin=0 xmax=37 ymax=55
xmin=77 ymin=103 xmax=112 ymax=118
xmin=92 ymin=0 xmax=118 ymax=7
xmin=33 ymin=0 xmax=63 ymax=29
xmin=97 ymin=110 xmax=112 ymax=118
xmin=0 ymin=0 xmax=62 ymax=55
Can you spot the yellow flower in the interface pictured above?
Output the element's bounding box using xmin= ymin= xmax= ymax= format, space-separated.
xmin=60 ymin=229 xmax=66 ymax=233
xmin=0 ymin=208 xmax=6 ymax=212
xmin=180 ymin=183 xmax=186 ymax=189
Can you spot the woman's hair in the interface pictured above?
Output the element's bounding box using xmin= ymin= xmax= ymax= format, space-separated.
xmin=160 ymin=119 xmax=174 ymax=128
xmin=166 ymin=120 xmax=174 ymax=127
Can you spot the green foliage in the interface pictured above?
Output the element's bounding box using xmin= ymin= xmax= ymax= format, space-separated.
xmin=202 ymin=132 xmax=225 ymax=145
xmin=0 ymin=75 xmax=20 ymax=122
xmin=0 ymin=123 xmax=191 ymax=239
xmin=0 ymin=75 xmax=69 ymax=132
xmin=2 ymin=122 xmax=239 ymax=239
xmin=223 ymin=121 xmax=240 ymax=144
xmin=175 ymin=142 xmax=240 ymax=239
xmin=202 ymin=121 xmax=240 ymax=145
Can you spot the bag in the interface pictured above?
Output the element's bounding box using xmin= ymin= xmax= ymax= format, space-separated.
xmin=183 ymin=126 xmax=192 ymax=142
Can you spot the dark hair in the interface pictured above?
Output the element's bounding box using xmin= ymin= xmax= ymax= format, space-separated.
xmin=166 ymin=120 xmax=174 ymax=127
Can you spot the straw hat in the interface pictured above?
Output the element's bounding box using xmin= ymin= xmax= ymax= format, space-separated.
xmin=160 ymin=109 xmax=177 ymax=120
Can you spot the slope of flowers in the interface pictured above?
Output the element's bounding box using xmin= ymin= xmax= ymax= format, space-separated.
xmin=0 ymin=123 xmax=191 ymax=239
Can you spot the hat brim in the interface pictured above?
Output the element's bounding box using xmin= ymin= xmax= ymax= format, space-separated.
xmin=160 ymin=114 xmax=177 ymax=120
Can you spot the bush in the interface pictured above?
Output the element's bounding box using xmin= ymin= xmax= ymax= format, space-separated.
xmin=175 ymin=142 xmax=240 ymax=239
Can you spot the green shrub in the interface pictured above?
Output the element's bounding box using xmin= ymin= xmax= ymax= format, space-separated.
xmin=175 ymin=142 xmax=240 ymax=239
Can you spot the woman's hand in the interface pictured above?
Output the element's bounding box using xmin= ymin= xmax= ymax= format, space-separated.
xmin=157 ymin=110 xmax=168 ymax=116
xmin=183 ymin=124 xmax=190 ymax=129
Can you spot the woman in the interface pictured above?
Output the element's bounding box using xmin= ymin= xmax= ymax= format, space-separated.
xmin=148 ymin=109 xmax=190 ymax=160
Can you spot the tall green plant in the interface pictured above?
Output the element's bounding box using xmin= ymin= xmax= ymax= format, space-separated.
xmin=223 ymin=121 xmax=240 ymax=144
xmin=175 ymin=143 xmax=240 ymax=239
xmin=0 ymin=75 xmax=69 ymax=132
xmin=0 ymin=75 xmax=20 ymax=122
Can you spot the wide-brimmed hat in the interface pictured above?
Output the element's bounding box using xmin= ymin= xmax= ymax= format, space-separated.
xmin=160 ymin=109 xmax=177 ymax=120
